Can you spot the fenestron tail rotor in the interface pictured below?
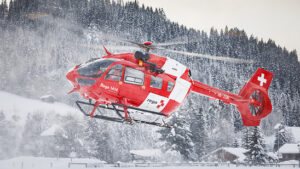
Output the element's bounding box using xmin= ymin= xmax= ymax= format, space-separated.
xmin=249 ymin=90 xmax=265 ymax=116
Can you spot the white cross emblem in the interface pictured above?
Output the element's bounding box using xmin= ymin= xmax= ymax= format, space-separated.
xmin=257 ymin=73 xmax=267 ymax=87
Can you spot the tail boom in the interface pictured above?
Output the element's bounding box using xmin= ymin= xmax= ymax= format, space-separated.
xmin=191 ymin=68 xmax=274 ymax=126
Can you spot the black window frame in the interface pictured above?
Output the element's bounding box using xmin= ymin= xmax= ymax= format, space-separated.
xmin=104 ymin=64 xmax=123 ymax=81
xmin=150 ymin=75 xmax=163 ymax=89
xmin=77 ymin=59 xmax=117 ymax=78
xmin=123 ymin=66 xmax=145 ymax=86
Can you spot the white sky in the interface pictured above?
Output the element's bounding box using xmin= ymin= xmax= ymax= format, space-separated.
xmin=125 ymin=0 xmax=300 ymax=60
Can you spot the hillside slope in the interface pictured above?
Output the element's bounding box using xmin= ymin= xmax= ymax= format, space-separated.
xmin=0 ymin=91 xmax=80 ymax=124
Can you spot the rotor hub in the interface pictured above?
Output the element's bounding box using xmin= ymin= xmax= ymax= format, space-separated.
xmin=144 ymin=41 xmax=152 ymax=46
xmin=249 ymin=90 xmax=265 ymax=116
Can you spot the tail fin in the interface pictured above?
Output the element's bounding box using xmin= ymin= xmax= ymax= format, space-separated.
xmin=237 ymin=68 xmax=274 ymax=126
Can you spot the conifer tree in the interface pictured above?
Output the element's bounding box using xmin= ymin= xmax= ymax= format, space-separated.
xmin=84 ymin=118 xmax=114 ymax=163
xmin=158 ymin=112 xmax=194 ymax=161
xmin=190 ymin=108 xmax=208 ymax=159
xmin=19 ymin=112 xmax=45 ymax=156
xmin=245 ymin=127 xmax=268 ymax=165
xmin=0 ymin=113 xmax=18 ymax=159
xmin=242 ymin=127 xmax=251 ymax=150
xmin=232 ymin=138 xmax=239 ymax=148
xmin=273 ymin=122 xmax=291 ymax=152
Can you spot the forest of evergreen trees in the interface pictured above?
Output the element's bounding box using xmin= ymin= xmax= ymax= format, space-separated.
xmin=0 ymin=0 xmax=300 ymax=163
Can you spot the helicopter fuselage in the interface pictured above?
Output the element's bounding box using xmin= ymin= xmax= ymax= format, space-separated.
xmin=66 ymin=53 xmax=192 ymax=117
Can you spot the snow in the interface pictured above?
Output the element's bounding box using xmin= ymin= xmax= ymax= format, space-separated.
xmin=1 ymin=156 xmax=299 ymax=169
xmin=274 ymin=123 xmax=281 ymax=130
xmin=0 ymin=156 xmax=106 ymax=169
xmin=0 ymin=91 xmax=81 ymax=124
xmin=130 ymin=149 xmax=162 ymax=157
xmin=71 ymin=158 xmax=106 ymax=164
xmin=40 ymin=94 xmax=56 ymax=103
xmin=279 ymin=160 xmax=299 ymax=164
xmin=267 ymin=152 xmax=278 ymax=160
xmin=278 ymin=144 xmax=300 ymax=154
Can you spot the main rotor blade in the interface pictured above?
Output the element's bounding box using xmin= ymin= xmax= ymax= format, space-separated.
xmin=155 ymin=41 xmax=188 ymax=46
xmin=81 ymin=44 xmax=140 ymax=51
xmin=165 ymin=49 xmax=256 ymax=64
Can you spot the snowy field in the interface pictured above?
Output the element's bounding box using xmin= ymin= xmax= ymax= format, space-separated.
xmin=0 ymin=157 xmax=299 ymax=169
xmin=0 ymin=91 xmax=80 ymax=125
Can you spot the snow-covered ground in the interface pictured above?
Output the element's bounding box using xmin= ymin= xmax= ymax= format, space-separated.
xmin=0 ymin=91 xmax=80 ymax=124
xmin=0 ymin=156 xmax=299 ymax=169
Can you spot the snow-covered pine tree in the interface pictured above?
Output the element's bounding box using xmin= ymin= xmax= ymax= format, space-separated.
xmin=0 ymin=111 xmax=18 ymax=159
xmin=190 ymin=108 xmax=208 ymax=159
xmin=232 ymin=137 xmax=239 ymax=148
xmin=19 ymin=112 xmax=45 ymax=156
xmin=245 ymin=126 xmax=268 ymax=165
xmin=54 ymin=115 xmax=86 ymax=158
xmin=241 ymin=127 xmax=251 ymax=150
xmin=83 ymin=118 xmax=100 ymax=158
xmin=273 ymin=122 xmax=291 ymax=152
xmin=157 ymin=111 xmax=194 ymax=161
xmin=84 ymin=118 xmax=114 ymax=163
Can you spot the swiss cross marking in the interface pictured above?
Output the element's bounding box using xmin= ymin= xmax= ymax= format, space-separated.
xmin=257 ymin=73 xmax=267 ymax=87
xmin=156 ymin=100 xmax=165 ymax=109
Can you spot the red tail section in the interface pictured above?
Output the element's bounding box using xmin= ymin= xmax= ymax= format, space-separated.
xmin=191 ymin=68 xmax=274 ymax=126
xmin=237 ymin=68 xmax=274 ymax=126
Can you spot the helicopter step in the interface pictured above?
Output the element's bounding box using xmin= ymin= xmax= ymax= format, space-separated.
xmin=75 ymin=100 xmax=171 ymax=128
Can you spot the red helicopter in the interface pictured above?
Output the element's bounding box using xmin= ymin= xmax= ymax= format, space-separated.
xmin=66 ymin=41 xmax=274 ymax=127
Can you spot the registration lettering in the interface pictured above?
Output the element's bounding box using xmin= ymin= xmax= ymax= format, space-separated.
xmin=100 ymin=83 xmax=118 ymax=92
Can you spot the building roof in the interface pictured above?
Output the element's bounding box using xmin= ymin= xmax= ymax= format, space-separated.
xmin=40 ymin=125 xmax=63 ymax=136
xmin=222 ymin=147 xmax=247 ymax=161
xmin=278 ymin=144 xmax=300 ymax=154
xmin=205 ymin=147 xmax=247 ymax=162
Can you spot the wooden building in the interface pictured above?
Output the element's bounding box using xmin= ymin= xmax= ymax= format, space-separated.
xmin=202 ymin=147 xmax=247 ymax=163
xmin=278 ymin=144 xmax=300 ymax=162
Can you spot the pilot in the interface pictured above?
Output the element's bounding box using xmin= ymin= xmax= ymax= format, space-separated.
xmin=94 ymin=70 xmax=104 ymax=77
xmin=109 ymin=69 xmax=122 ymax=81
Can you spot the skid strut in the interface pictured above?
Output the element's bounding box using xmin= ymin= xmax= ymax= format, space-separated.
xmin=75 ymin=100 xmax=171 ymax=128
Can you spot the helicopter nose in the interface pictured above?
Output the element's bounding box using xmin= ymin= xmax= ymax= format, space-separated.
xmin=66 ymin=67 xmax=80 ymax=94
xmin=66 ymin=68 xmax=76 ymax=82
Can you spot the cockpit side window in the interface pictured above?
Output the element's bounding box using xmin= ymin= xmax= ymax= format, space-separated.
xmin=105 ymin=64 xmax=123 ymax=81
xmin=124 ymin=67 xmax=144 ymax=85
xmin=150 ymin=76 xmax=163 ymax=89
xmin=77 ymin=59 xmax=116 ymax=78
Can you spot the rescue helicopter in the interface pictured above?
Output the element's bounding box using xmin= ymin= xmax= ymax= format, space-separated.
xmin=66 ymin=40 xmax=274 ymax=127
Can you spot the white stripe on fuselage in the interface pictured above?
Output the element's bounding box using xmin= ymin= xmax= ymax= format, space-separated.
xmin=162 ymin=57 xmax=191 ymax=104
xmin=138 ymin=93 xmax=169 ymax=112
xmin=161 ymin=57 xmax=186 ymax=77
xmin=169 ymin=78 xmax=191 ymax=103
xmin=138 ymin=57 xmax=191 ymax=113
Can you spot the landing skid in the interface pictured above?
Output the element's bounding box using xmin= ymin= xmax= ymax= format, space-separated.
xmin=75 ymin=100 xmax=171 ymax=128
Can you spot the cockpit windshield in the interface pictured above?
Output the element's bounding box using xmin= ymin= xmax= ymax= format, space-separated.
xmin=77 ymin=58 xmax=118 ymax=78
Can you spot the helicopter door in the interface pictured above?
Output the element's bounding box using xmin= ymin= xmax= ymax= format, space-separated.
xmin=120 ymin=66 xmax=147 ymax=105
xmin=138 ymin=75 xmax=169 ymax=112
xmin=102 ymin=64 xmax=124 ymax=96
